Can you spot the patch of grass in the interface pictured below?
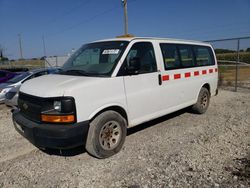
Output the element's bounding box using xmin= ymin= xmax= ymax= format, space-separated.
xmin=216 ymin=52 xmax=250 ymax=64
xmin=0 ymin=60 xmax=45 ymax=70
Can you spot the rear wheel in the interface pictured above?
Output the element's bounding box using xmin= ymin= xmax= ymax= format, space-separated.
xmin=85 ymin=111 xmax=127 ymax=158
xmin=192 ymin=87 xmax=210 ymax=114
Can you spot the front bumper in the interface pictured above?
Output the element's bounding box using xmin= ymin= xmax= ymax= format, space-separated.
xmin=12 ymin=110 xmax=90 ymax=149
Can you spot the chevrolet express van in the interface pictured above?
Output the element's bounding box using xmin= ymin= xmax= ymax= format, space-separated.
xmin=12 ymin=37 xmax=218 ymax=158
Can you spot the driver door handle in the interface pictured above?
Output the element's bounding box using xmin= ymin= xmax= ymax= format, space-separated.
xmin=158 ymin=74 xmax=162 ymax=85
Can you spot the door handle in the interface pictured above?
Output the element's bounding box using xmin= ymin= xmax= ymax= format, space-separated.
xmin=158 ymin=74 xmax=162 ymax=85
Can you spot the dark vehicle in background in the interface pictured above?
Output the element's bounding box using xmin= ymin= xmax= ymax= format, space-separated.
xmin=1 ymin=68 xmax=59 ymax=105
xmin=0 ymin=70 xmax=19 ymax=84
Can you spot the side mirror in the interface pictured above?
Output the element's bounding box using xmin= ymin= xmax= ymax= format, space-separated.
xmin=127 ymin=57 xmax=140 ymax=75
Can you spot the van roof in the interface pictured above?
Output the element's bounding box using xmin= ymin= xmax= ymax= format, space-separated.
xmin=94 ymin=37 xmax=210 ymax=46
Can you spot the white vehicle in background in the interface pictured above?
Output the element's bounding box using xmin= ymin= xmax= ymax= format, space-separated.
xmin=12 ymin=37 xmax=218 ymax=158
xmin=4 ymin=68 xmax=59 ymax=107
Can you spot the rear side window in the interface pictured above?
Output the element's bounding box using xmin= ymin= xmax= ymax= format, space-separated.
xmin=194 ymin=46 xmax=215 ymax=66
xmin=160 ymin=44 xmax=181 ymax=70
xmin=178 ymin=45 xmax=195 ymax=68
xmin=160 ymin=43 xmax=215 ymax=70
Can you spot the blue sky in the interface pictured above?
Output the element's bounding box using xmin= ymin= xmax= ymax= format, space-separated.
xmin=0 ymin=0 xmax=250 ymax=59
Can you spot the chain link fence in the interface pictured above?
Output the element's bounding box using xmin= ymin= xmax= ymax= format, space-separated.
xmin=205 ymin=37 xmax=250 ymax=91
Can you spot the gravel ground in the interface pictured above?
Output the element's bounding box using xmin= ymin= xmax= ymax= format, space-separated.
xmin=0 ymin=89 xmax=249 ymax=188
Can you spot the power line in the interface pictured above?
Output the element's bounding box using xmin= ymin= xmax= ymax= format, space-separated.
xmin=163 ymin=20 xmax=250 ymax=38
xmin=43 ymin=0 xmax=91 ymax=27
xmin=180 ymin=27 xmax=250 ymax=40
xmin=45 ymin=0 xmax=137 ymax=38
xmin=204 ymin=36 xmax=250 ymax=42
xmin=45 ymin=6 xmax=116 ymax=38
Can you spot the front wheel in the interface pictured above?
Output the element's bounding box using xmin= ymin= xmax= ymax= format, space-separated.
xmin=191 ymin=87 xmax=210 ymax=114
xmin=85 ymin=111 xmax=127 ymax=159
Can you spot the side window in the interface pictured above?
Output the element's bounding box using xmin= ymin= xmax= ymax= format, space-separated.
xmin=194 ymin=46 xmax=215 ymax=66
xmin=178 ymin=45 xmax=195 ymax=67
xmin=160 ymin=44 xmax=181 ymax=70
xmin=125 ymin=42 xmax=157 ymax=74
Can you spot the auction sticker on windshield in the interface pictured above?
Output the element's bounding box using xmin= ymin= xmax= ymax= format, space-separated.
xmin=102 ymin=49 xmax=120 ymax=54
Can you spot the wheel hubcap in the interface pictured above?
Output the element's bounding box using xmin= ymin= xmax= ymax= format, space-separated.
xmin=201 ymin=94 xmax=208 ymax=108
xmin=99 ymin=121 xmax=122 ymax=150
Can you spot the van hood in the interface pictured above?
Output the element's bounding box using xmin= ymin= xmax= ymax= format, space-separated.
xmin=20 ymin=74 xmax=103 ymax=97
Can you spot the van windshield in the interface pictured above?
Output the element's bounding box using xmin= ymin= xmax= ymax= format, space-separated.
xmin=60 ymin=41 xmax=129 ymax=77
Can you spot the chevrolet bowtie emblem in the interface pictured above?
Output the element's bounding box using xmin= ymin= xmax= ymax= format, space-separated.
xmin=23 ymin=103 xmax=28 ymax=110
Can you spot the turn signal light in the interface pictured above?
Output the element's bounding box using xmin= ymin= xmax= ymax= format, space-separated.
xmin=41 ymin=114 xmax=75 ymax=123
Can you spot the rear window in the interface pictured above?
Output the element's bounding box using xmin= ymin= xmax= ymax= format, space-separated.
xmin=194 ymin=46 xmax=215 ymax=66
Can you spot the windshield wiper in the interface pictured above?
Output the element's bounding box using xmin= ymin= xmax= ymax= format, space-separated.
xmin=59 ymin=69 xmax=91 ymax=76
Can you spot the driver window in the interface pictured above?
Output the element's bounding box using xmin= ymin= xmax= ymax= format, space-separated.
xmin=125 ymin=42 xmax=157 ymax=74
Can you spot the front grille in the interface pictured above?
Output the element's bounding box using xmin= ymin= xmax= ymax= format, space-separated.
xmin=5 ymin=92 xmax=17 ymax=99
xmin=18 ymin=92 xmax=42 ymax=122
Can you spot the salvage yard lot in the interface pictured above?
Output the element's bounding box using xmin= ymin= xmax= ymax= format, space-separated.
xmin=0 ymin=90 xmax=249 ymax=188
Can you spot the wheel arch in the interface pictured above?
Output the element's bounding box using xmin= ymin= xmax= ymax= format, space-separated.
xmin=89 ymin=105 xmax=128 ymax=125
xmin=202 ymin=83 xmax=211 ymax=94
xmin=195 ymin=83 xmax=211 ymax=101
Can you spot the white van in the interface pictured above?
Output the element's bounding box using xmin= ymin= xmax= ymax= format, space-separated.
xmin=12 ymin=37 xmax=218 ymax=158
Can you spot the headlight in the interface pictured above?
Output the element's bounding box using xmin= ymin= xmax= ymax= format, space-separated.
xmin=54 ymin=101 xmax=61 ymax=111
xmin=41 ymin=98 xmax=76 ymax=123
xmin=2 ymin=88 xmax=11 ymax=94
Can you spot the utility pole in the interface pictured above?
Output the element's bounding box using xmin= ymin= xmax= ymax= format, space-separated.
xmin=0 ymin=45 xmax=3 ymax=59
xmin=122 ymin=0 xmax=128 ymax=35
xmin=0 ymin=49 xmax=3 ymax=59
xmin=42 ymin=35 xmax=47 ymax=57
xmin=18 ymin=34 xmax=23 ymax=59
xmin=235 ymin=39 xmax=240 ymax=92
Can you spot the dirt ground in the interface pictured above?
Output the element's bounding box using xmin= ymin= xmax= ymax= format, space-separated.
xmin=0 ymin=89 xmax=249 ymax=188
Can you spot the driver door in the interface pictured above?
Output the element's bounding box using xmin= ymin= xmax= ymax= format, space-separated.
xmin=121 ymin=42 xmax=163 ymax=126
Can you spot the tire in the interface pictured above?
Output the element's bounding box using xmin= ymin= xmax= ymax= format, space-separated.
xmin=85 ymin=110 xmax=127 ymax=159
xmin=192 ymin=87 xmax=210 ymax=114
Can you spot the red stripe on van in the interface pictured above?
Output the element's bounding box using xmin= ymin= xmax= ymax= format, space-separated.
xmin=162 ymin=75 xmax=169 ymax=81
xmin=209 ymin=69 xmax=213 ymax=73
xmin=194 ymin=71 xmax=199 ymax=76
xmin=215 ymin=68 xmax=218 ymax=72
xmin=185 ymin=72 xmax=191 ymax=78
xmin=174 ymin=74 xmax=181 ymax=79
xmin=202 ymin=70 xmax=207 ymax=75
